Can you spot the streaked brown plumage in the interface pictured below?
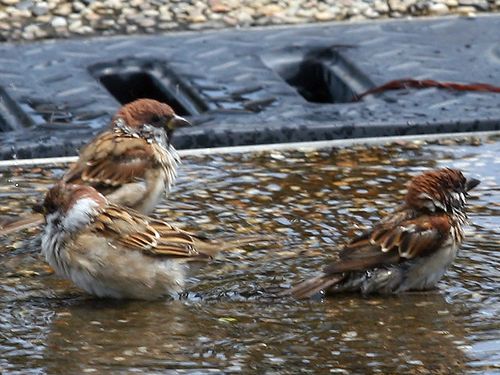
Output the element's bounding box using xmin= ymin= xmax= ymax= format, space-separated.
xmin=0 ymin=99 xmax=190 ymax=236
xmin=39 ymin=182 xmax=258 ymax=300
xmin=63 ymin=98 xmax=189 ymax=212
xmin=287 ymin=168 xmax=480 ymax=299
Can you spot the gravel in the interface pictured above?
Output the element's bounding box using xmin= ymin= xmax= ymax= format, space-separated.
xmin=0 ymin=0 xmax=498 ymax=41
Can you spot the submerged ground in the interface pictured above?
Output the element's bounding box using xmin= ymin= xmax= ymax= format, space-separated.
xmin=0 ymin=136 xmax=498 ymax=373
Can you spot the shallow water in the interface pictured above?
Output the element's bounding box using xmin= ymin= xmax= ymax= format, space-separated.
xmin=0 ymin=137 xmax=498 ymax=374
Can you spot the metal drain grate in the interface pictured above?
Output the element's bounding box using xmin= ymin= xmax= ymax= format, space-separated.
xmin=0 ymin=16 xmax=499 ymax=159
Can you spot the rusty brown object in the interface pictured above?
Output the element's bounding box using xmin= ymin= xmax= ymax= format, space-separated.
xmin=355 ymin=79 xmax=500 ymax=101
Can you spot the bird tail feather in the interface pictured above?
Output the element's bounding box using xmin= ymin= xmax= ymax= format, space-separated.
xmin=189 ymin=234 xmax=274 ymax=260
xmin=282 ymin=274 xmax=344 ymax=299
xmin=0 ymin=214 xmax=44 ymax=236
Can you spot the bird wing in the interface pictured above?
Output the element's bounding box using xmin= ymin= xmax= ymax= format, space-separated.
xmin=288 ymin=214 xmax=451 ymax=299
xmin=0 ymin=214 xmax=44 ymax=236
xmin=324 ymin=214 xmax=452 ymax=274
xmin=63 ymin=131 xmax=156 ymax=189
xmin=90 ymin=205 xmax=220 ymax=260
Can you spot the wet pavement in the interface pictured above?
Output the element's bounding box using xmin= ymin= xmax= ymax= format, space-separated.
xmin=0 ymin=136 xmax=498 ymax=373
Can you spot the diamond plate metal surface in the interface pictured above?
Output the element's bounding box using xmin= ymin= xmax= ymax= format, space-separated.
xmin=0 ymin=16 xmax=499 ymax=159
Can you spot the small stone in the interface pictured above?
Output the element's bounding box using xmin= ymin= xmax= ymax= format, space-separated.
xmin=296 ymin=8 xmax=315 ymax=17
xmin=0 ymin=0 xmax=18 ymax=5
xmin=94 ymin=6 xmax=113 ymax=15
xmin=83 ymin=10 xmax=99 ymax=21
xmin=346 ymin=7 xmax=360 ymax=16
xmin=143 ymin=9 xmax=159 ymax=17
xmin=463 ymin=0 xmax=490 ymax=11
xmin=459 ymin=0 xmax=481 ymax=5
xmin=51 ymin=16 xmax=67 ymax=28
xmin=356 ymin=2 xmax=370 ymax=11
xmin=158 ymin=5 xmax=172 ymax=20
xmin=31 ymin=2 xmax=49 ymax=16
xmin=54 ymin=3 xmax=72 ymax=16
xmin=444 ymin=0 xmax=459 ymax=6
xmin=258 ymin=4 xmax=282 ymax=16
xmin=157 ymin=21 xmax=177 ymax=30
xmin=242 ymin=7 xmax=258 ymax=18
xmin=76 ymin=25 xmax=93 ymax=34
xmin=209 ymin=0 xmax=230 ymax=13
xmin=93 ymin=18 xmax=115 ymax=29
xmin=314 ymin=10 xmax=336 ymax=21
xmin=21 ymin=24 xmax=38 ymax=39
xmin=136 ymin=16 xmax=155 ymax=27
xmin=121 ymin=7 xmax=134 ymax=17
xmin=429 ymin=3 xmax=450 ymax=14
xmin=223 ymin=0 xmax=239 ymax=6
xmin=7 ymin=7 xmax=31 ymax=17
xmin=456 ymin=5 xmax=477 ymax=14
xmin=373 ymin=0 xmax=390 ymax=13
xmin=125 ymin=24 xmax=138 ymax=33
xmin=392 ymin=0 xmax=411 ymax=12
xmin=68 ymin=13 xmax=81 ymax=20
xmin=363 ymin=8 xmax=380 ymax=18
xmin=234 ymin=11 xmax=253 ymax=24
xmin=72 ymin=1 xmax=86 ymax=12
xmin=187 ymin=13 xmax=207 ymax=23
xmin=188 ymin=22 xmax=209 ymax=30
xmin=103 ymin=0 xmax=122 ymax=9
xmin=68 ymin=20 xmax=82 ymax=32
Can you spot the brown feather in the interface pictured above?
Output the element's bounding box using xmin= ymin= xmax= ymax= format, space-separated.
xmin=0 ymin=214 xmax=44 ymax=236
xmin=286 ymin=274 xmax=345 ymax=299
xmin=320 ymin=214 xmax=451 ymax=278
xmin=90 ymin=204 xmax=228 ymax=260
xmin=64 ymin=131 xmax=156 ymax=188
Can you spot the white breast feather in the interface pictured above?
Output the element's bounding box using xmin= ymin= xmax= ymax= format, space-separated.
xmin=62 ymin=197 xmax=100 ymax=232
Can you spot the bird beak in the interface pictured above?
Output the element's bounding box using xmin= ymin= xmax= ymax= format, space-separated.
xmin=466 ymin=177 xmax=480 ymax=192
xmin=167 ymin=115 xmax=191 ymax=130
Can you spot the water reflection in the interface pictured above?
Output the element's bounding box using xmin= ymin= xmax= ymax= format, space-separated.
xmin=0 ymin=136 xmax=498 ymax=373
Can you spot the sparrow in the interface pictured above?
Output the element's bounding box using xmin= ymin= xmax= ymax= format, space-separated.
xmin=0 ymin=98 xmax=190 ymax=236
xmin=36 ymin=182 xmax=257 ymax=300
xmin=287 ymin=168 xmax=480 ymax=298
xmin=63 ymin=98 xmax=190 ymax=213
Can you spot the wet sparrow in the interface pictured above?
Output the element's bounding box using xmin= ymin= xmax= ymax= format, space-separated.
xmin=287 ymin=168 xmax=480 ymax=298
xmin=0 ymin=99 xmax=190 ymax=236
xmin=63 ymin=98 xmax=190 ymax=213
xmin=37 ymin=182 xmax=254 ymax=300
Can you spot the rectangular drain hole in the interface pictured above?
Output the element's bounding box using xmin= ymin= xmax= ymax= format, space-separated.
xmin=90 ymin=60 xmax=208 ymax=116
xmin=262 ymin=47 xmax=373 ymax=104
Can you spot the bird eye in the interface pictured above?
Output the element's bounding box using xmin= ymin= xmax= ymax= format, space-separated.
xmin=47 ymin=203 xmax=57 ymax=213
xmin=150 ymin=114 xmax=161 ymax=124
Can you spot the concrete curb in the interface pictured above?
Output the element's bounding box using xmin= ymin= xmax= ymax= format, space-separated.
xmin=1 ymin=130 xmax=497 ymax=168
